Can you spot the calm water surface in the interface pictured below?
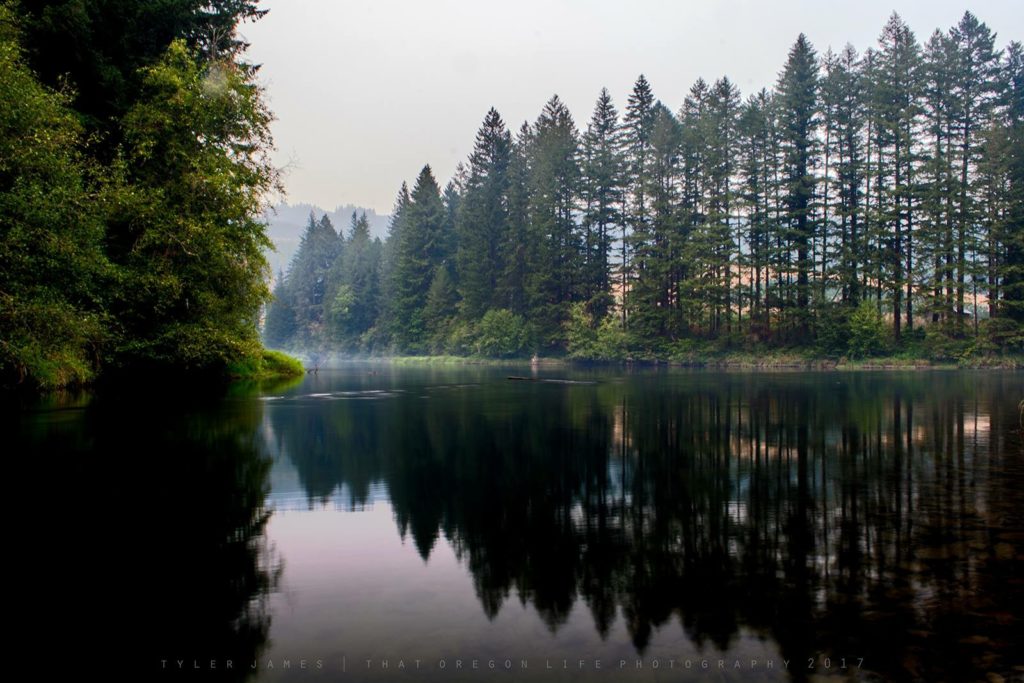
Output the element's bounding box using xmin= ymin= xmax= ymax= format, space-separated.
xmin=19 ymin=367 xmax=1024 ymax=682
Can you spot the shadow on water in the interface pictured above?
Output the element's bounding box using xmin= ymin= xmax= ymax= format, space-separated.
xmin=264 ymin=369 xmax=1024 ymax=682
xmin=16 ymin=387 xmax=280 ymax=681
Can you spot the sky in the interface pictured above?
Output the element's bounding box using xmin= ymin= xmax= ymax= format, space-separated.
xmin=243 ymin=0 xmax=1023 ymax=215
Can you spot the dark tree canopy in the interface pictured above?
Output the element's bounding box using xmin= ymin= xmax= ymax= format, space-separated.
xmin=2 ymin=1 xmax=279 ymax=387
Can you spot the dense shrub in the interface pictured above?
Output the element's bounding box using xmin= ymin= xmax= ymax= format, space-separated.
xmin=475 ymin=309 xmax=530 ymax=358
xmin=847 ymin=301 xmax=888 ymax=359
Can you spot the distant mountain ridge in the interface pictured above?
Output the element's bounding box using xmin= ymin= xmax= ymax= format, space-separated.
xmin=264 ymin=202 xmax=390 ymax=277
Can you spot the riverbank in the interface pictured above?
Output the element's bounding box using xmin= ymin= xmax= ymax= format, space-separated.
xmin=226 ymin=349 xmax=305 ymax=380
xmin=285 ymin=350 xmax=1022 ymax=371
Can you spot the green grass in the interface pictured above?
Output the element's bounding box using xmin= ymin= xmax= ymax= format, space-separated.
xmin=227 ymin=348 xmax=304 ymax=379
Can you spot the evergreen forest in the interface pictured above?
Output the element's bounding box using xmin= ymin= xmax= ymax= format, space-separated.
xmin=2 ymin=5 xmax=1022 ymax=392
xmin=267 ymin=12 xmax=1024 ymax=363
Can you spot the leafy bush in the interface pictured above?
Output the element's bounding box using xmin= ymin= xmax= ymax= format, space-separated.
xmin=475 ymin=309 xmax=529 ymax=358
xmin=979 ymin=317 xmax=1024 ymax=352
xmin=443 ymin=320 xmax=477 ymax=356
xmin=847 ymin=300 xmax=888 ymax=359
xmin=923 ymin=326 xmax=970 ymax=361
xmin=565 ymin=303 xmax=628 ymax=360
xmin=0 ymin=11 xmax=106 ymax=389
xmin=814 ymin=304 xmax=852 ymax=356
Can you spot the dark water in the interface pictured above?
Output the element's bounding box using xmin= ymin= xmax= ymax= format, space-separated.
xmin=18 ymin=367 xmax=1024 ymax=682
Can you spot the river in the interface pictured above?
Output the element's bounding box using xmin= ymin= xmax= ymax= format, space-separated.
xmin=17 ymin=366 xmax=1024 ymax=681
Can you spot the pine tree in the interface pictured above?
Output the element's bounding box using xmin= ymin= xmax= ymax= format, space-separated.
xmin=327 ymin=213 xmax=381 ymax=348
xmin=737 ymin=89 xmax=777 ymax=338
xmin=393 ymin=166 xmax=445 ymax=350
xmin=821 ymin=45 xmax=866 ymax=306
xmin=776 ymin=34 xmax=819 ymax=338
xmin=500 ymin=122 xmax=532 ymax=315
xmin=920 ymin=29 xmax=960 ymax=328
xmin=457 ymin=109 xmax=512 ymax=319
xmin=524 ymin=95 xmax=582 ymax=349
xmin=947 ymin=12 xmax=1002 ymax=335
xmin=621 ymin=75 xmax=657 ymax=325
xmin=629 ymin=103 xmax=681 ymax=341
xmin=987 ymin=42 xmax=1024 ymax=329
xmin=423 ymin=265 xmax=459 ymax=345
xmin=678 ymin=78 xmax=713 ymax=334
xmin=869 ymin=14 xmax=923 ymax=339
xmin=705 ymin=78 xmax=742 ymax=336
xmin=579 ymin=88 xmax=624 ymax=318
xmin=379 ymin=182 xmax=410 ymax=345
xmin=285 ymin=213 xmax=343 ymax=347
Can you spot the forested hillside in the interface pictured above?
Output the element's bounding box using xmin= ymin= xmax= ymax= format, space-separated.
xmin=0 ymin=1 xmax=287 ymax=388
xmin=268 ymin=11 xmax=1023 ymax=362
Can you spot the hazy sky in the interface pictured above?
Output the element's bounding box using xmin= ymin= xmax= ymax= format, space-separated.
xmin=243 ymin=0 xmax=1022 ymax=215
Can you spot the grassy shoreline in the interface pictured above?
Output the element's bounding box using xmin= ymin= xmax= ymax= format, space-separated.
xmin=283 ymin=351 xmax=1021 ymax=371
xmin=226 ymin=349 xmax=305 ymax=380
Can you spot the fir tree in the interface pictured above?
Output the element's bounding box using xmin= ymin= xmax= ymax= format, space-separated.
xmin=285 ymin=213 xmax=343 ymax=347
xmin=393 ymin=166 xmax=445 ymax=349
xmin=457 ymin=109 xmax=512 ymax=319
xmin=524 ymin=95 xmax=582 ymax=349
xmin=629 ymin=103 xmax=681 ymax=341
xmin=579 ymin=88 xmax=624 ymax=318
xmin=776 ymin=34 xmax=819 ymax=336
xmin=327 ymin=213 xmax=381 ymax=348
xmin=379 ymin=182 xmax=410 ymax=345
xmin=621 ymin=74 xmax=656 ymax=324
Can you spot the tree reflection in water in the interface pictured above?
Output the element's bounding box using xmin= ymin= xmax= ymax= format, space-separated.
xmin=18 ymin=391 xmax=281 ymax=681
xmin=269 ymin=370 xmax=1023 ymax=681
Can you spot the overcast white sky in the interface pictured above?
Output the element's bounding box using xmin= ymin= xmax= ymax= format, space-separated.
xmin=243 ymin=0 xmax=1022 ymax=215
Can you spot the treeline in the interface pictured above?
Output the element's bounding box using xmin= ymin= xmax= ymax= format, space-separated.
xmin=268 ymin=11 xmax=1023 ymax=360
xmin=0 ymin=1 xmax=278 ymax=389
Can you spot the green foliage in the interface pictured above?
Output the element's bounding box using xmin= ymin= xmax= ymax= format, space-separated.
xmin=922 ymin=327 xmax=971 ymax=361
xmin=814 ymin=305 xmax=852 ymax=357
xmin=523 ymin=96 xmax=581 ymax=350
xmin=423 ymin=265 xmax=459 ymax=352
xmin=579 ymin=88 xmax=623 ymax=313
xmin=226 ymin=348 xmax=303 ymax=379
xmin=323 ymin=212 xmax=381 ymax=350
xmin=457 ymin=109 xmax=512 ymax=319
xmin=444 ymin=319 xmax=478 ymax=357
xmin=565 ymin=303 xmax=628 ymax=360
xmin=246 ymin=13 xmax=1020 ymax=364
xmin=475 ymin=309 xmax=530 ymax=358
xmin=972 ymin=317 xmax=1024 ymax=355
xmin=0 ymin=5 xmax=106 ymax=388
xmin=108 ymin=39 xmax=277 ymax=372
xmin=847 ymin=301 xmax=888 ymax=359
xmin=15 ymin=0 xmax=266 ymax=157
xmin=327 ymin=284 xmax=356 ymax=328
xmin=270 ymin=213 xmax=341 ymax=349
xmin=391 ymin=166 xmax=447 ymax=350
xmin=13 ymin=2 xmax=1023 ymax=378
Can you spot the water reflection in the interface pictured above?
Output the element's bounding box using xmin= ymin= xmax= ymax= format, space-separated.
xmin=18 ymin=392 xmax=280 ymax=680
xmin=265 ymin=370 xmax=1023 ymax=681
